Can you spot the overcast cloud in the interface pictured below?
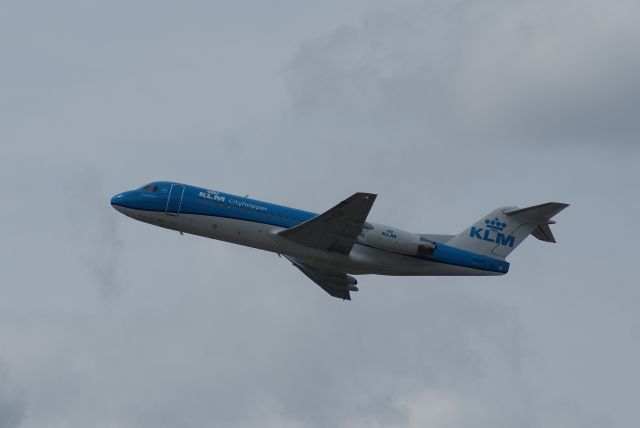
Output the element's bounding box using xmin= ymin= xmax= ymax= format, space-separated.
xmin=1 ymin=1 xmax=639 ymax=427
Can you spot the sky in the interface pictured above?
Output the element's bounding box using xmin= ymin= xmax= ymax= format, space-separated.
xmin=1 ymin=0 xmax=639 ymax=427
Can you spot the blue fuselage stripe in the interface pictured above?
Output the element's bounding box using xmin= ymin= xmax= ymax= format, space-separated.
xmin=112 ymin=182 xmax=508 ymax=274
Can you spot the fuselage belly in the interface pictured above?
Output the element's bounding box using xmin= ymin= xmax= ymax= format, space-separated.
xmin=118 ymin=204 xmax=495 ymax=277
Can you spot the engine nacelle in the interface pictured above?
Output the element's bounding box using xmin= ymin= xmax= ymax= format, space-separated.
xmin=359 ymin=223 xmax=435 ymax=256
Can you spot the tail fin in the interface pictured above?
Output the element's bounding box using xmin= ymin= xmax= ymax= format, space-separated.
xmin=446 ymin=202 xmax=569 ymax=259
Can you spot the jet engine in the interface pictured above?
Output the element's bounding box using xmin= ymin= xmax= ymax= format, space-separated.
xmin=360 ymin=224 xmax=435 ymax=256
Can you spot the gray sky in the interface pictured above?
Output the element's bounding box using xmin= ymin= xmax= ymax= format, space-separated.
xmin=1 ymin=1 xmax=639 ymax=427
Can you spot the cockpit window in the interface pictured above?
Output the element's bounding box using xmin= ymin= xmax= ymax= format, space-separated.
xmin=142 ymin=184 xmax=159 ymax=192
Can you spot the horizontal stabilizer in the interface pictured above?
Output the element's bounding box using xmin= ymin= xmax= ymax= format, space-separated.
xmin=504 ymin=202 xmax=569 ymax=243
xmin=531 ymin=223 xmax=556 ymax=243
xmin=504 ymin=202 xmax=569 ymax=223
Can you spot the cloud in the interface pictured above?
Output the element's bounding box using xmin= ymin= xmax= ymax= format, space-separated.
xmin=64 ymin=168 xmax=125 ymax=297
xmin=0 ymin=362 xmax=25 ymax=428
xmin=285 ymin=0 xmax=640 ymax=146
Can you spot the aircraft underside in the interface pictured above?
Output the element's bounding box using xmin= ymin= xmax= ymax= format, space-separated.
xmin=122 ymin=206 xmax=496 ymax=277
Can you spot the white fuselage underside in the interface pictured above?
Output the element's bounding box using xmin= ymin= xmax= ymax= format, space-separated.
xmin=119 ymin=206 xmax=498 ymax=277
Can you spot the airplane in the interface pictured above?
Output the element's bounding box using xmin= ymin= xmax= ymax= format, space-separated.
xmin=111 ymin=181 xmax=568 ymax=300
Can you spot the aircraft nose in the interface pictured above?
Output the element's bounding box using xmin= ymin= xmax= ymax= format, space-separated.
xmin=110 ymin=193 xmax=127 ymax=213
xmin=110 ymin=193 xmax=123 ymax=205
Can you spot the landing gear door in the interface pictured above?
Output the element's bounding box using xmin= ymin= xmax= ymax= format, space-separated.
xmin=165 ymin=184 xmax=185 ymax=216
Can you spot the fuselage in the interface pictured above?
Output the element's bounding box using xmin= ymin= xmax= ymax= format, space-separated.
xmin=110 ymin=181 xmax=509 ymax=276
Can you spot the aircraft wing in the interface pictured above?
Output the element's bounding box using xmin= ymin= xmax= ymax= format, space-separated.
xmin=284 ymin=255 xmax=357 ymax=300
xmin=278 ymin=192 xmax=376 ymax=254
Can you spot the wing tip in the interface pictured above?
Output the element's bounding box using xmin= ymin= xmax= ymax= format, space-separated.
xmin=356 ymin=192 xmax=377 ymax=201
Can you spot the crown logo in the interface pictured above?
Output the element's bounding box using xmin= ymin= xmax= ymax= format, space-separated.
xmin=485 ymin=217 xmax=506 ymax=231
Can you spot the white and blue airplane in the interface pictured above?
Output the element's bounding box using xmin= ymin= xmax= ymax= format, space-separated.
xmin=111 ymin=182 xmax=568 ymax=300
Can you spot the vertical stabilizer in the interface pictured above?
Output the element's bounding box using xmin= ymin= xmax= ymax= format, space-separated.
xmin=446 ymin=203 xmax=568 ymax=259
